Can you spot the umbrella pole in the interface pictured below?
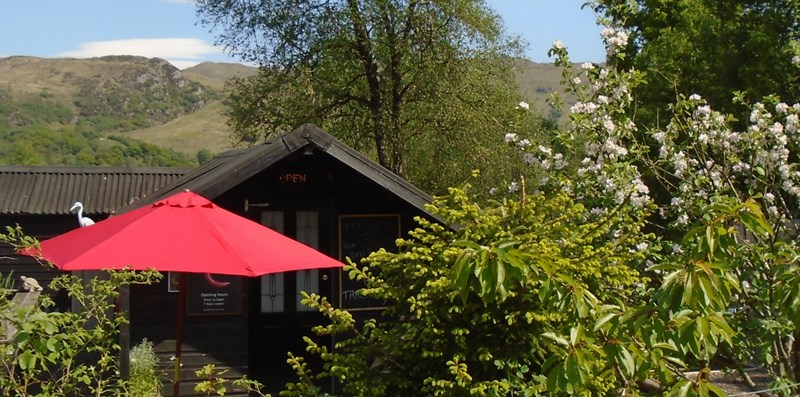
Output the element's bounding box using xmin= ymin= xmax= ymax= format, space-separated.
xmin=173 ymin=273 xmax=187 ymax=397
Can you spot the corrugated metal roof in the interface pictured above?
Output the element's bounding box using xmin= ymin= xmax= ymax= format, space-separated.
xmin=0 ymin=166 xmax=191 ymax=215
xmin=126 ymin=124 xmax=435 ymax=216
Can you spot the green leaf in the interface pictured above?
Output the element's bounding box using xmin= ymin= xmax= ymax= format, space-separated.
xmin=663 ymin=355 xmax=688 ymax=369
xmin=594 ymin=312 xmax=618 ymax=331
xmin=705 ymin=226 xmax=716 ymax=257
xmin=452 ymin=249 xmax=474 ymax=304
xmin=46 ymin=337 xmax=58 ymax=352
xmin=682 ymin=270 xmax=695 ymax=305
xmin=703 ymin=381 xmax=727 ymax=396
xmin=18 ymin=350 xmax=33 ymax=370
xmin=565 ymin=355 xmax=581 ymax=386
xmin=618 ymin=346 xmax=635 ymax=377
xmin=542 ymin=332 xmax=570 ymax=347
xmin=739 ymin=210 xmax=772 ymax=237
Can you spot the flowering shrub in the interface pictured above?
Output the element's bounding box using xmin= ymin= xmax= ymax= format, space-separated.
xmin=500 ymin=19 xmax=800 ymax=395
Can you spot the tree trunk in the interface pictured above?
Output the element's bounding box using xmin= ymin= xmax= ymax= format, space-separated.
xmin=346 ymin=0 xmax=391 ymax=170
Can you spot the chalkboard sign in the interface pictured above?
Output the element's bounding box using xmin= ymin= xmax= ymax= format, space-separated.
xmin=339 ymin=214 xmax=400 ymax=310
xmin=186 ymin=273 xmax=242 ymax=316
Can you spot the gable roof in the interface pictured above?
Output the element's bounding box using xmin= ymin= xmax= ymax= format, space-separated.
xmin=0 ymin=166 xmax=190 ymax=215
xmin=127 ymin=124 xmax=434 ymax=215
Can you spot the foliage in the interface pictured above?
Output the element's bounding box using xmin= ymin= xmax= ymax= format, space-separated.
xmin=196 ymin=0 xmax=552 ymax=194
xmin=590 ymin=0 xmax=800 ymax=129
xmin=128 ymin=338 xmax=163 ymax=397
xmin=0 ymin=225 xmax=162 ymax=397
xmin=0 ymin=126 xmax=196 ymax=167
xmin=523 ymin=20 xmax=800 ymax=395
xmin=273 ymin=11 xmax=800 ymax=397
xmin=276 ymin=177 xmax=652 ymax=396
xmin=194 ymin=364 xmax=273 ymax=397
xmin=197 ymin=149 xmax=214 ymax=165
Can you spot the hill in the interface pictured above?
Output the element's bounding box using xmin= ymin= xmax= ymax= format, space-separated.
xmin=182 ymin=62 xmax=257 ymax=91
xmin=0 ymin=56 xmax=573 ymax=165
xmin=513 ymin=58 xmax=576 ymax=119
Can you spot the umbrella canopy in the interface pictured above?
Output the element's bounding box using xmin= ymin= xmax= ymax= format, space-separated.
xmin=29 ymin=190 xmax=343 ymax=275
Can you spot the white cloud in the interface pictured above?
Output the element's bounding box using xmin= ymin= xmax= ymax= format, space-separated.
xmin=57 ymin=38 xmax=223 ymax=69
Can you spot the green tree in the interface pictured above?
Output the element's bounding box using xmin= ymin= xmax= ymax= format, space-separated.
xmin=197 ymin=149 xmax=214 ymax=165
xmin=591 ymin=0 xmax=800 ymax=128
xmin=196 ymin=0 xmax=546 ymax=193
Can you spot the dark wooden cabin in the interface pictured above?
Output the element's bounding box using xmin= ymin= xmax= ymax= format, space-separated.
xmin=0 ymin=124 xmax=437 ymax=396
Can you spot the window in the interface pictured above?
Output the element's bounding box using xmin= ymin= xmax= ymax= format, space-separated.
xmin=260 ymin=212 xmax=285 ymax=313
xmin=259 ymin=210 xmax=321 ymax=313
xmin=295 ymin=211 xmax=319 ymax=312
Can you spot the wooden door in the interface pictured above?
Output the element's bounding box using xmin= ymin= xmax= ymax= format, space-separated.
xmin=247 ymin=202 xmax=334 ymax=393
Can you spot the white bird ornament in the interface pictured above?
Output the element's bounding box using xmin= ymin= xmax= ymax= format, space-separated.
xmin=70 ymin=201 xmax=95 ymax=227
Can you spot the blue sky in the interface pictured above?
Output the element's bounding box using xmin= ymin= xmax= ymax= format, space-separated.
xmin=0 ymin=0 xmax=604 ymax=69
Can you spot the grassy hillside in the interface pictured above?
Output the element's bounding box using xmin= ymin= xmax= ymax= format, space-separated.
xmin=126 ymin=101 xmax=234 ymax=155
xmin=0 ymin=56 xmax=574 ymax=164
xmin=514 ymin=58 xmax=577 ymax=120
xmin=182 ymin=62 xmax=257 ymax=91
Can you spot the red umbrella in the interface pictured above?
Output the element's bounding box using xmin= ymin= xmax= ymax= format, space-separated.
xmin=24 ymin=190 xmax=342 ymax=396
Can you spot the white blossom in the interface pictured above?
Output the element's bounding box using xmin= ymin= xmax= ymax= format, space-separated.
xmin=603 ymin=118 xmax=616 ymax=132
xmin=504 ymin=133 xmax=518 ymax=143
xmin=694 ymin=105 xmax=712 ymax=119
xmin=522 ymin=153 xmax=537 ymax=166
xmin=768 ymin=206 xmax=779 ymax=217
xmin=517 ymin=101 xmax=530 ymax=110
xmin=554 ymin=153 xmax=567 ymax=170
